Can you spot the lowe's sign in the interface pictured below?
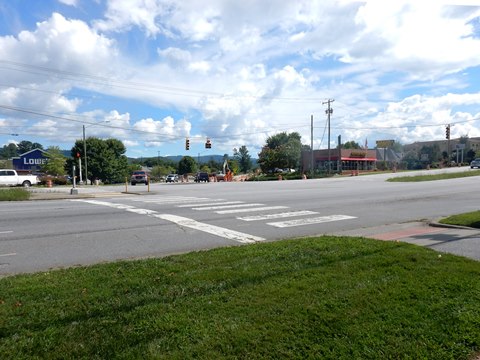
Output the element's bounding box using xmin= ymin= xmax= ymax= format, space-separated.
xmin=12 ymin=149 xmax=49 ymax=172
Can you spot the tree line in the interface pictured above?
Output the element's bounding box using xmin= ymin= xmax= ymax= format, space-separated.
xmin=3 ymin=133 xmax=477 ymax=183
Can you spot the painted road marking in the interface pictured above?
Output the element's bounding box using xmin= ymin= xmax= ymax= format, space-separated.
xmin=176 ymin=200 xmax=227 ymax=207
xmin=0 ymin=252 xmax=16 ymax=257
xmin=0 ymin=231 xmax=13 ymax=234
xmin=238 ymin=210 xmax=319 ymax=221
xmin=217 ymin=206 xmax=290 ymax=214
xmin=72 ymin=199 xmax=265 ymax=243
xmin=192 ymin=203 xmax=262 ymax=210
xmin=184 ymin=201 xmax=244 ymax=208
xmin=152 ymin=214 xmax=265 ymax=244
xmin=268 ymin=215 xmax=357 ymax=228
xmin=137 ymin=196 xmax=213 ymax=204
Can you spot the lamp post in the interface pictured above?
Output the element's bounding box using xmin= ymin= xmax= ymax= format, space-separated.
xmin=83 ymin=120 xmax=109 ymax=185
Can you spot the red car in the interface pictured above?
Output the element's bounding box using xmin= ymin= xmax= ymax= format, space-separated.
xmin=130 ymin=171 xmax=149 ymax=185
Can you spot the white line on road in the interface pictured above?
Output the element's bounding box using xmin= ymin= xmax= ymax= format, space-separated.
xmin=153 ymin=214 xmax=265 ymax=244
xmin=72 ymin=199 xmax=265 ymax=243
xmin=0 ymin=231 xmax=13 ymax=234
xmin=0 ymin=252 xmax=16 ymax=257
xmin=238 ymin=210 xmax=319 ymax=221
xmin=217 ymin=206 xmax=289 ymax=214
xmin=139 ymin=197 xmax=214 ymax=204
xmin=191 ymin=202 xmax=261 ymax=210
xmin=176 ymin=200 xmax=228 ymax=207
xmin=268 ymin=215 xmax=357 ymax=228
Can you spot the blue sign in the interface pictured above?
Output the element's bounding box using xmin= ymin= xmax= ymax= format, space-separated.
xmin=12 ymin=148 xmax=49 ymax=172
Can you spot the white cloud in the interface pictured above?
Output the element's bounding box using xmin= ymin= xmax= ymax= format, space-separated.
xmin=58 ymin=0 xmax=78 ymax=6
xmin=133 ymin=116 xmax=192 ymax=145
xmin=1 ymin=1 xmax=480 ymax=156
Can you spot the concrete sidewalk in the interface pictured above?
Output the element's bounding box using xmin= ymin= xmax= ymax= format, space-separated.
xmin=27 ymin=186 xmax=131 ymax=200
xmin=331 ymin=220 xmax=480 ymax=261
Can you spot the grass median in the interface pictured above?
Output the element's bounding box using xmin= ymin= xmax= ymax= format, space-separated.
xmin=440 ymin=211 xmax=480 ymax=228
xmin=0 ymin=188 xmax=30 ymax=201
xmin=1 ymin=236 xmax=479 ymax=359
xmin=387 ymin=169 xmax=480 ymax=182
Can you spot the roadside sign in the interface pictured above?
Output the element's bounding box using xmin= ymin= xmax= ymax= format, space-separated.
xmin=376 ymin=140 xmax=395 ymax=148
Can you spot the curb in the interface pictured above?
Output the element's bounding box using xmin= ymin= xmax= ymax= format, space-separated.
xmin=429 ymin=220 xmax=478 ymax=230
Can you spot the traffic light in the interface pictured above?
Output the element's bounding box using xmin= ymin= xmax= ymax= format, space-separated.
xmin=446 ymin=125 xmax=450 ymax=140
xmin=205 ymin=138 xmax=211 ymax=149
xmin=185 ymin=138 xmax=190 ymax=150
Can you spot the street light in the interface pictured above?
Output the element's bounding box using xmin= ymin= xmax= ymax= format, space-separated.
xmin=83 ymin=120 xmax=109 ymax=185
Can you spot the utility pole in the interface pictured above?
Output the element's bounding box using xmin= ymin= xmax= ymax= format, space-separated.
xmin=323 ymin=99 xmax=334 ymax=175
xmin=310 ymin=114 xmax=314 ymax=179
xmin=83 ymin=124 xmax=87 ymax=184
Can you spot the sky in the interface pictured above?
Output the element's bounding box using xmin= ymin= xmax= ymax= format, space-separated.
xmin=1 ymin=0 xmax=480 ymax=158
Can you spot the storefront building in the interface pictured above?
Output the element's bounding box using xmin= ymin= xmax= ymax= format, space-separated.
xmin=302 ymin=149 xmax=377 ymax=173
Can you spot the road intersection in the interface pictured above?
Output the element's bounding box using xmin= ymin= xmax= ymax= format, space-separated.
xmin=2 ymin=167 xmax=480 ymax=275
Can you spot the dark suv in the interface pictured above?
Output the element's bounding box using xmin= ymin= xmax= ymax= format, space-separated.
xmin=194 ymin=172 xmax=209 ymax=183
xmin=130 ymin=170 xmax=149 ymax=185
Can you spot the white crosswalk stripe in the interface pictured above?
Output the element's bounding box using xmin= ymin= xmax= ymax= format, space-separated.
xmin=268 ymin=215 xmax=357 ymax=228
xmin=132 ymin=196 xmax=217 ymax=204
xmin=216 ymin=206 xmax=289 ymax=214
xmin=103 ymin=196 xmax=357 ymax=230
xmin=237 ymin=210 xmax=319 ymax=221
xmin=192 ymin=203 xmax=263 ymax=210
xmin=72 ymin=199 xmax=265 ymax=243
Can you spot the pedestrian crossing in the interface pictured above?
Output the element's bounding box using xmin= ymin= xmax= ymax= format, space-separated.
xmin=130 ymin=195 xmax=356 ymax=228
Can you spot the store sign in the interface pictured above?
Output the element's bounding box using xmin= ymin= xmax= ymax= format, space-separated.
xmin=12 ymin=149 xmax=49 ymax=171
xmin=23 ymin=158 xmax=47 ymax=165
xmin=376 ymin=140 xmax=395 ymax=148
xmin=350 ymin=151 xmax=366 ymax=158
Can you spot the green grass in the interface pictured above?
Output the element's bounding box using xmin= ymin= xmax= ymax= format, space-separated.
xmin=387 ymin=169 xmax=480 ymax=182
xmin=1 ymin=236 xmax=480 ymax=359
xmin=440 ymin=210 xmax=480 ymax=228
xmin=0 ymin=188 xmax=30 ymax=201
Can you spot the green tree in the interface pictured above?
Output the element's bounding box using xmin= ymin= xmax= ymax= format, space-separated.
xmin=206 ymin=158 xmax=222 ymax=172
xmin=234 ymin=145 xmax=252 ymax=173
xmin=258 ymin=132 xmax=302 ymax=173
xmin=178 ymin=156 xmax=197 ymax=175
xmin=343 ymin=141 xmax=361 ymax=149
xmin=69 ymin=137 xmax=128 ymax=184
xmin=0 ymin=143 xmax=18 ymax=159
xmin=150 ymin=165 xmax=175 ymax=181
xmin=466 ymin=149 xmax=476 ymax=163
xmin=419 ymin=144 xmax=442 ymax=164
xmin=41 ymin=146 xmax=66 ymax=176
xmin=17 ymin=140 xmax=43 ymax=154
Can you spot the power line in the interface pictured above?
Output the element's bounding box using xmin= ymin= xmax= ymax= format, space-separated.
xmin=0 ymin=60 xmax=324 ymax=103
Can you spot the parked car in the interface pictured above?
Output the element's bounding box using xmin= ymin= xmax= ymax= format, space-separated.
xmin=130 ymin=170 xmax=149 ymax=185
xmin=215 ymin=172 xmax=225 ymax=181
xmin=471 ymin=158 xmax=480 ymax=169
xmin=0 ymin=169 xmax=39 ymax=187
xmin=194 ymin=172 xmax=210 ymax=182
xmin=166 ymin=174 xmax=179 ymax=183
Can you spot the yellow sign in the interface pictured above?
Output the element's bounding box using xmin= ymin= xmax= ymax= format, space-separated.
xmin=376 ymin=140 xmax=394 ymax=148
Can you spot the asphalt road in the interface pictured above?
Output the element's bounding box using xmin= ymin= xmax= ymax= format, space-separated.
xmin=1 ymin=167 xmax=479 ymax=275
